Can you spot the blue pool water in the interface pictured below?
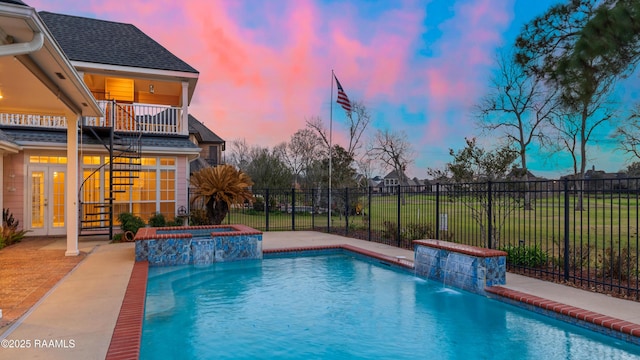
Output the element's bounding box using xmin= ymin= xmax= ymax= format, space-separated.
xmin=140 ymin=254 xmax=640 ymax=359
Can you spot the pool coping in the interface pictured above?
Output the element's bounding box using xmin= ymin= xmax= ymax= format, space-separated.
xmin=105 ymin=244 xmax=640 ymax=359
xmin=486 ymin=286 xmax=640 ymax=345
xmin=134 ymin=224 xmax=262 ymax=240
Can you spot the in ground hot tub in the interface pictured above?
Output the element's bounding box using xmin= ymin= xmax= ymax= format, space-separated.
xmin=134 ymin=225 xmax=262 ymax=266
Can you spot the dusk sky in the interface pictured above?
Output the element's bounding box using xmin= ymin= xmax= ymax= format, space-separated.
xmin=28 ymin=0 xmax=640 ymax=179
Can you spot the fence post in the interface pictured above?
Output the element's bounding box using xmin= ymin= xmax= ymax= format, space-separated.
xmin=487 ymin=181 xmax=493 ymax=249
xmin=291 ymin=188 xmax=296 ymax=231
xmin=311 ymin=188 xmax=315 ymax=230
xmin=397 ymin=185 xmax=401 ymax=247
xmin=265 ymin=189 xmax=270 ymax=232
xmin=435 ymin=183 xmax=440 ymax=240
xmin=345 ymin=188 xmax=349 ymax=236
xmin=563 ymin=178 xmax=570 ymax=281
xmin=368 ymin=186 xmax=372 ymax=242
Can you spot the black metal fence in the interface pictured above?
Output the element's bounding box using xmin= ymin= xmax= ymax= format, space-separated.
xmin=189 ymin=177 xmax=640 ymax=299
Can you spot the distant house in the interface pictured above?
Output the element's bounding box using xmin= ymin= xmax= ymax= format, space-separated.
xmin=379 ymin=170 xmax=426 ymax=194
xmin=188 ymin=115 xmax=226 ymax=173
xmin=505 ymin=168 xmax=546 ymax=181
xmin=560 ymin=166 xmax=629 ymax=191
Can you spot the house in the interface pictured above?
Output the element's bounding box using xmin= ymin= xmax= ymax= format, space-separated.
xmin=0 ymin=0 xmax=103 ymax=255
xmin=560 ymin=166 xmax=629 ymax=191
xmin=188 ymin=114 xmax=226 ymax=173
xmin=378 ymin=170 xmax=426 ymax=194
xmin=1 ymin=5 xmax=212 ymax=243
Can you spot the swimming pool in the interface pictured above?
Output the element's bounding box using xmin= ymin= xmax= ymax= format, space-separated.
xmin=140 ymin=253 xmax=640 ymax=359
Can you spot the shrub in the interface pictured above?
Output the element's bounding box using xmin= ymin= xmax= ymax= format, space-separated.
xmin=403 ymin=223 xmax=430 ymax=241
xmin=116 ymin=212 xmax=146 ymax=238
xmin=502 ymin=245 xmax=548 ymax=268
xmin=166 ymin=218 xmax=183 ymax=227
xmin=552 ymin=244 xmax=592 ymax=271
xmin=598 ymin=247 xmax=638 ymax=281
xmin=148 ymin=212 xmax=167 ymax=227
xmin=253 ymin=196 xmax=265 ymax=212
xmin=381 ymin=221 xmax=399 ymax=241
xmin=0 ymin=208 xmax=29 ymax=249
xmin=189 ymin=208 xmax=209 ymax=226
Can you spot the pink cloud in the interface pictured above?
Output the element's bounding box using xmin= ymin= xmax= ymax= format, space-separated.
xmin=26 ymin=0 xmax=521 ymax=176
xmin=415 ymin=0 xmax=514 ymax=147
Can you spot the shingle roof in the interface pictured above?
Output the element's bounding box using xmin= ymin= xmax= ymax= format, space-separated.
xmin=189 ymin=157 xmax=211 ymax=174
xmin=0 ymin=0 xmax=28 ymax=6
xmin=0 ymin=129 xmax=16 ymax=144
xmin=38 ymin=11 xmax=198 ymax=74
xmin=188 ymin=115 xmax=224 ymax=143
xmin=1 ymin=127 xmax=200 ymax=150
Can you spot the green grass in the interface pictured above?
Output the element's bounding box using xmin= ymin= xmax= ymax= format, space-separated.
xmin=224 ymin=193 xmax=640 ymax=249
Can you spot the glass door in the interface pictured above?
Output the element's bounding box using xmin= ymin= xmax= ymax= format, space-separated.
xmin=28 ymin=166 xmax=66 ymax=236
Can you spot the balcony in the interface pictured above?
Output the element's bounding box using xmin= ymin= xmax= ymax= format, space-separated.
xmin=0 ymin=100 xmax=187 ymax=136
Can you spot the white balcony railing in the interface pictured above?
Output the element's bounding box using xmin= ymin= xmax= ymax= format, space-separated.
xmin=84 ymin=101 xmax=185 ymax=135
xmin=0 ymin=113 xmax=67 ymax=128
xmin=0 ymin=101 xmax=186 ymax=136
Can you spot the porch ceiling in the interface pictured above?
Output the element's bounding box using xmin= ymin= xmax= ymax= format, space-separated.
xmin=0 ymin=3 xmax=102 ymax=117
xmin=0 ymin=55 xmax=70 ymax=115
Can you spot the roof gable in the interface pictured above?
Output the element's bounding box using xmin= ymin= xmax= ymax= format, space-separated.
xmin=39 ymin=11 xmax=198 ymax=74
xmin=188 ymin=115 xmax=224 ymax=143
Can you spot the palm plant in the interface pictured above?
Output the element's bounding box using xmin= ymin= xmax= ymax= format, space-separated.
xmin=190 ymin=165 xmax=254 ymax=224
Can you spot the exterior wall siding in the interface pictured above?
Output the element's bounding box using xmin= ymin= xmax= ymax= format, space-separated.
xmin=176 ymin=155 xmax=188 ymax=213
xmin=3 ymin=153 xmax=25 ymax=231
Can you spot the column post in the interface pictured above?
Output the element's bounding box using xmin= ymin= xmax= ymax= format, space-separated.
xmin=65 ymin=112 xmax=80 ymax=256
xmin=181 ymin=81 xmax=189 ymax=135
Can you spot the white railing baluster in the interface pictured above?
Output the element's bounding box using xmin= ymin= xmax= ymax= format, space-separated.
xmin=0 ymin=101 xmax=184 ymax=135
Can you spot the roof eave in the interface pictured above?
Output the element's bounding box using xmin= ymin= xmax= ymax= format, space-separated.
xmin=0 ymin=3 xmax=103 ymax=117
xmin=71 ymin=60 xmax=199 ymax=104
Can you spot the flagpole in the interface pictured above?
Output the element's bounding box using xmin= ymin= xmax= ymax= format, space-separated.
xmin=329 ymin=70 xmax=334 ymax=230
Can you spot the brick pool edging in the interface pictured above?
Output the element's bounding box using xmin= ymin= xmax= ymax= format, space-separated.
xmin=105 ymin=261 xmax=148 ymax=360
xmin=486 ymin=286 xmax=640 ymax=346
xmin=106 ymin=244 xmax=640 ymax=357
xmin=134 ymin=224 xmax=262 ymax=240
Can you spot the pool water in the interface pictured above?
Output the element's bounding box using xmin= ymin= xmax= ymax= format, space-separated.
xmin=140 ymin=254 xmax=640 ymax=359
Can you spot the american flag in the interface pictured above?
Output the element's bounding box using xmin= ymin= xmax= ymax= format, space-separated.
xmin=334 ymin=74 xmax=352 ymax=114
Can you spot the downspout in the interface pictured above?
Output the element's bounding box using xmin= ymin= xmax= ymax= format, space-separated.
xmin=0 ymin=30 xmax=43 ymax=57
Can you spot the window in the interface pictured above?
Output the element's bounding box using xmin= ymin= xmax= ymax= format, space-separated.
xmin=80 ymin=155 xmax=177 ymax=222
xmin=30 ymin=156 xmax=67 ymax=164
xmin=208 ymin=145 xmax=218 ymax=166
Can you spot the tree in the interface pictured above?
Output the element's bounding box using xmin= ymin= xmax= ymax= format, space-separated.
xmin=275 ymin=129 xmax=324 ymax=187
xmin=227 ymin=138 xmax=251 ymax=172
xmin=305 ymin=145 xmax=358 ymax=215
xmin=515 ymin=0 xmax=626 ymax=209
xmin=245 ymin=146 xmax=292 ymax=189
xmin=572 ymin=0 xmax=640 ymax=83
xmin=445 ymin=138 xmax=519 ymax=182
xmin=476 ymin=49 xmax=559 ymax=209
xmin=190 ymin=165 xmax=254 ymax=224
xmin=428 ymin=138 xmax=519 ymax=248
xmin=306 ymin=100 xmax=372 ymax=160
xmin=625 ymin=161 xmax=640 ymax=176
xmin=615 ymin=108 xmax=640 ymax=160
xmin=368 ymin=129 xmax=414 ymax=187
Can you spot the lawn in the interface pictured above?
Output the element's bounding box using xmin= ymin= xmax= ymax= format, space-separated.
xmin=224 ymin=192 xmax=640 ymax=253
